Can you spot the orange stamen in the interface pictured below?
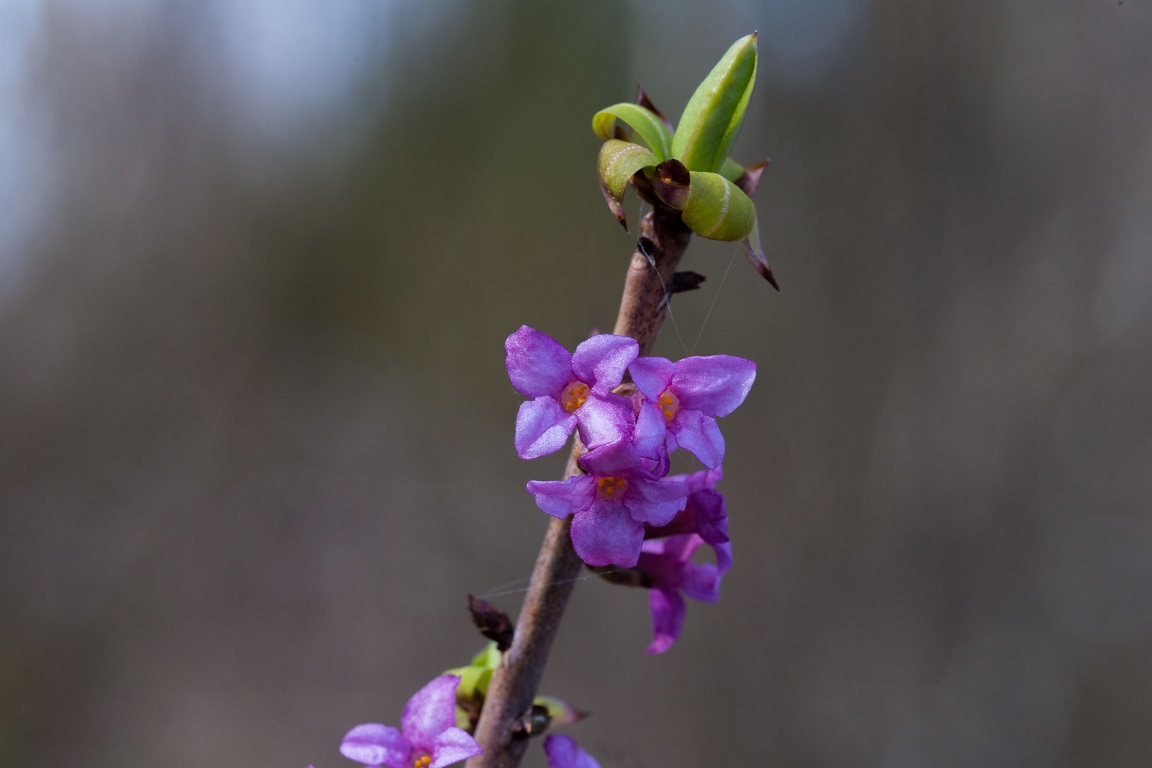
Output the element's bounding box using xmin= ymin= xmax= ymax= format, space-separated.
xmin=596 ymin=476 xmax=629 ymax=500
xmin=561 ymin=380 xmax=590 ymax=412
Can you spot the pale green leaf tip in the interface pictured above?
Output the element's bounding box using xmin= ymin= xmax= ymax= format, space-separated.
xmin=670 ymin=33 xmax=759 ymax=173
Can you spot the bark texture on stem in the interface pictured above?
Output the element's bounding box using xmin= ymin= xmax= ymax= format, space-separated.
xmin=613 ymin=206 xmax=694 ymax=356
xmin=466 ymin=206 xmax=692 ymax=768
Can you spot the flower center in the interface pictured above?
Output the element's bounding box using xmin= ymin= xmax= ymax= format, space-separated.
xmin=657 ymin=389 xmax=680 ymax=421
xmin=411 ymin=753 xmax=432 ymax=768
xmin=560 ymin=380 xmax=590 ymax=412
xmin=596 ymin=476 xmax=629 ymax=500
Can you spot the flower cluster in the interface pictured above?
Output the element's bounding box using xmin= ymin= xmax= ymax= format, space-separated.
xmin=506 ymin=326 xmax=752 ymax=652
xmin=330 ymin=666 xmax=598 ymax=768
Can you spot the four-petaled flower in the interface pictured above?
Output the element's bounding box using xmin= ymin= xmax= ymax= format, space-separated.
xmin=637 ymin=532 xmax=729 ymax=654
xmin=543 ymin=734 xmax=602 ymax=768
xmin=505 ymin=326 xmax=638 ymax=459
xmin=646 ymin=468 xmax=732 ymax=573
xmin=629 ymin=354 xmax=756 ymax=469
xmin=527 ymin=439 xmax=687 ymax=567
xmin=340 ymin=675 xmax=481 ymax=768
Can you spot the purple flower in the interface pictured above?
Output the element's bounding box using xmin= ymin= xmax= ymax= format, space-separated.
xmin=629 ymin=354 xmax=756 ymax=469
xmin=340 ymin=675 xmax=481 ymax=768
xmin=527 ymin=440 xmax=687 ymax=567
xmin=506 ymin=326 xmax=639 ymax=459
xmin=638 ymin=533 xmax=728 ymax=654
xmin=645 ymin=468 xmax=732 ymax=572
xmin=543 ymin=734 xmax=601 ymax=768
xmin=624 ymin=387 xmax=673 ymax=477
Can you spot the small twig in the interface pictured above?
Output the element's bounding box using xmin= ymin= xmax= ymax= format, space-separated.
xmin=465 ymin=205 xmax=692 ymax=768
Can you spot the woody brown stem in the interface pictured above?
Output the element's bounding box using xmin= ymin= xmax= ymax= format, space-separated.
xmin=466 ymin=206 xmax=692 ymax=768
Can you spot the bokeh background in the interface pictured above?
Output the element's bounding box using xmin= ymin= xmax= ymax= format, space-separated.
xmin=3 ymin=1 xmax=1152 ymax=766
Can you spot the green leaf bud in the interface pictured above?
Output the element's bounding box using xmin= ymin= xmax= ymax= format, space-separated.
xmin=670 ymin=33 xmax=758 ymax=173
xmin=681 ymin=171 xmax=756 ymax=242
xmin=533 ymin=695 xmax=588 ymax=726
xmin=592 ymin=103 xmax=674 ymax=161
xmin=443 ymin=642 xmax=502 ymax=699
xmin=597 ymin=139 xmax=659 ymax=229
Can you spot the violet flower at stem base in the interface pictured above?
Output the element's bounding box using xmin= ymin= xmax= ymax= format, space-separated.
xmin=466 ymin=205 xmax=692 ymax=768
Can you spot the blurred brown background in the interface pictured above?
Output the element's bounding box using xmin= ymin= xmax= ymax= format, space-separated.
xmin=2 ymin=1 xmax=1151 ymax=767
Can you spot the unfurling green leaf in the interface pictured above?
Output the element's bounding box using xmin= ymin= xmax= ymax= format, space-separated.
xmin=671 ymin=33 xmax=758 ymax=173
xmin=597 ymin=139 xmax=659 ymax=228
xmin=681 ymin=171 xmax=756 ymax=242
xmin=592 ymin=103 xmax=674 ymax=161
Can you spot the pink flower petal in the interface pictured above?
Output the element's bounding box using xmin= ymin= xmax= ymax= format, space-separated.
xmin=515 ymin=398 xmax=576 ymax=459
xmin=428 ymin=726 xmax=482 ymax=768
xmin=528 ymin=476 xmax=595 ymax=520
xmin=401 ymin=675 xmax=461 ymax=751
xmin=505 ymin=326 xmax=573 ymax=398
xmin=670 ymin=409 xmax=726 ymax=469
xmin=579 ymin=440 xmax=644 ymax=478
xmin=575 ymin=393 xmax=634 ymax=451
xmin=571 ymin=334 xmax=638 ymax=392
xmin=544 ymin=734 xmax=602 ymax=768
xmin=671 ymin=355 xmax=756 ymax=417
xmin=624 ymin=476 xmax=688 ymax=527
xmin=340 ymin=723 xmax=410 ymax=768
xmin=570 ymin=501 xmax=644 ymax=567
xmin=628 ymin=356 xmax=676 ymax=400
xmin=646 ymin=588 xmax=686 ymax=654
xmin=680 ymin=561 xmax=722 ymax=603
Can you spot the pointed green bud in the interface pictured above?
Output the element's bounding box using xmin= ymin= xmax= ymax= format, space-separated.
xmin=592 ymin=103 xmax=674 ymax=161
xmin=597 ymin=139 xmax=659 ymax=229
xmin=533 ymin=696 xmax=589 ymax=725
xmin=671 ymin=33 xmax=758 ymax=173
xmin=681 ymin=171 xmax=756 ymax=242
